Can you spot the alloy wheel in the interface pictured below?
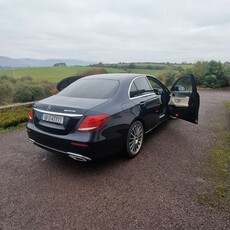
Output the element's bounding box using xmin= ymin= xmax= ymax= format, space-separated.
xmin=126 ymin=121 xmax=144 ymax=157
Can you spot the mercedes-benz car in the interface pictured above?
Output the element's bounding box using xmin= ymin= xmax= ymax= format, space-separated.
xmin=27 ymin=73 xmax=199 ymax=161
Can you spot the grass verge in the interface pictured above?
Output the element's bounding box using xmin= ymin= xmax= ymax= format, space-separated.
xmin=0 ymin=123 xmax=26 ymax=135
xmin=198 ymin=102 xmax=230 ymax=213
xmin=0 ymin=107 xmax=30 ymax=129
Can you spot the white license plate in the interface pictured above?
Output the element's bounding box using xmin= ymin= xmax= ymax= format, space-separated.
xmin=42 ymin=114 xmax=64 ymax=124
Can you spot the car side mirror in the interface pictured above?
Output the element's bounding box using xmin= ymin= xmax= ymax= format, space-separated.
xmin=172 ymin=85 xmax=186 ymax=92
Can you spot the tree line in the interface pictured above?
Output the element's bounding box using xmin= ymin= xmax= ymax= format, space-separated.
xmin=158 ymin=60 xmax=230 ymax=88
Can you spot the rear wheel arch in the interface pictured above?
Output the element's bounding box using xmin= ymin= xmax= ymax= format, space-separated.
xmin=131 ymin=118 xmax=145 ymax=133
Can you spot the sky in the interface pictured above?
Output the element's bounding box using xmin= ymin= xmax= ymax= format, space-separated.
xmin=0 ymin=0 xmax=230 ymax=63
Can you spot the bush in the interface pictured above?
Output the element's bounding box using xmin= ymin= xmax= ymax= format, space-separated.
xmin=20 ymin=76 xmax=33 ymax=83
xmin=13 ymin=85 xmax=45 ymax=103
xmin=0 ymin=75 xmax=13 ymax=81
xmin=40 ymin=82 xmax=54 ymax=96
xmin=0 ymin=82 xmax=14 ymax=105
xmin=204 ymin=74 xmax=218 ymax=88
xmin=157 ymin=68 xmax=176 ymax=87
xmin=0 ymin=75 xmax=55 ymax=105
xmin=75 ymin=68 xmax=108 ymax=76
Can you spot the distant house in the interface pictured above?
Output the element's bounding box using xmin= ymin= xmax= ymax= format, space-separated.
xmin=53 ymin=63 xmax=66 ymax=67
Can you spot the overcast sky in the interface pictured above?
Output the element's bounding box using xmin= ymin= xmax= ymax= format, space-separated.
xmin=0 ymin=0 xmax=230 ymax=63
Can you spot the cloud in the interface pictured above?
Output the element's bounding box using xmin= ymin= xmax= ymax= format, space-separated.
xmin=0 ymin=0 xmax=229 ymax=62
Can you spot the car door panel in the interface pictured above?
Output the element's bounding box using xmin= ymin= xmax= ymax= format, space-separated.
xmin=146 ymin=76 xmax=170 ymax=117
xmin=169 ymin=74 xmax=200 ymax=124
xmin=168 ymin=93 xmax=189 ymax=107
xmin=129 ymin=76 xmax=162 ymax=131
xmin=131 ymin=94 xmax=161 ymax=131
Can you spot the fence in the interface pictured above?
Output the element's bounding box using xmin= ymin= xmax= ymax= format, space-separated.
xmin=0 ymin=101 xmax=36 ymax=111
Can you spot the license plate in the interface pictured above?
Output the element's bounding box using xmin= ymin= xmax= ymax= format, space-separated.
xmin=42 ymin=114 xmax=64 ymax=124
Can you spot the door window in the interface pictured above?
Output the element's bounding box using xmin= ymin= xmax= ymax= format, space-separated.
xmin=147 ymin=77 xmax=164 ymax=95
xmin=172 ymin=77 xmax=192 ymax=92
xmin=129 ymin=77 xmax=153 ymax=98
xmin=130 ymin=82 xmax=138 ymax=98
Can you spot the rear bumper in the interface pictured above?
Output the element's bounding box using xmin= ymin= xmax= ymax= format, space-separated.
xmin=29 ymin=138 xmax=92 ymax=162
xmin=26 ymin=122 xmax=125 ymax=160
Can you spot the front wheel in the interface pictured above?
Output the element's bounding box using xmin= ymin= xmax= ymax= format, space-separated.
xmin=125 ymin=121 xmax=144 ymax=158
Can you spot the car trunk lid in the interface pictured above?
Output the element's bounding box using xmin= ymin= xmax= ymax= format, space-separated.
xmin=33 ymin=95 xmax=108 ymax=135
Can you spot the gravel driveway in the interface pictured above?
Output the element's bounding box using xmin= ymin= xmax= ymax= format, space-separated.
xmin=0 ymin=89 xmax=230 ymax=230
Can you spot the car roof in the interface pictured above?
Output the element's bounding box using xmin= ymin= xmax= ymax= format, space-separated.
xmin=83 ymin=73 xmax=146 ymax=81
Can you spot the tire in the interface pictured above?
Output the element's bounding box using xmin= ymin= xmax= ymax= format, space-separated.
xmin=125 ymin=121 xmax=144 ymax=158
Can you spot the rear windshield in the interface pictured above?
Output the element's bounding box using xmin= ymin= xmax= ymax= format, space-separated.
xmin=58 ymin=79 xmax=119 ymax=99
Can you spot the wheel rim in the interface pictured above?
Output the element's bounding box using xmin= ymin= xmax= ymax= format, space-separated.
xmin=129 ymin=123 xmax=143 ymax=155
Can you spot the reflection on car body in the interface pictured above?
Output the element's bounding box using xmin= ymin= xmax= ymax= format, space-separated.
xmin=27 ymin=73 xmax=199 ymax=161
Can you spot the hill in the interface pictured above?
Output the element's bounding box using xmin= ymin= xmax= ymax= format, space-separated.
xmin=0 ymin=56 xmax=94 ymax=68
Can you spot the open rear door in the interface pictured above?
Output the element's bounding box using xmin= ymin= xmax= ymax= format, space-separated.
xmin=168 ymin=74 xmax=200 ymax=124
xmin=56 ymin=75 xmax=84 ymax=91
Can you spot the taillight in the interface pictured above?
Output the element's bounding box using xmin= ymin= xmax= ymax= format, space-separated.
xmin=29 ymin=108 xmax=33 ymax=122
xmin=77 ymin=114 xmax=110 ymax=132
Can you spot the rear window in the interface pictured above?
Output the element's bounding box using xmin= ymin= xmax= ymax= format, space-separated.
xmin=58 ymin=79 xmax=119 ymax=99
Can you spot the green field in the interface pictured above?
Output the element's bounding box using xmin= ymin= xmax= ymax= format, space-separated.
xmin=0 ymin=66 xmax=125 ymax=83
xmin=0 ymin=62 xmax=192 ymax=83
xmin=0 ymin=66 xmax=162 ymax=83
xmin=129 ymin=69 xmax=161 ymax=76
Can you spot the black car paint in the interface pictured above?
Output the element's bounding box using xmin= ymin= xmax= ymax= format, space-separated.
xmin=27 ymin=73 xmax=199 ymax=161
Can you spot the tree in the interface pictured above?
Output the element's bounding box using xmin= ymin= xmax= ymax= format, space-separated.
xmin=207 ymin=61 xmax=228 ymax=87
xmin=157 ymin=68 xmax=176 ymax=87
xmin=128 ymin=63 xmax=136 ymax=69
xmin=224 ymin=64 xmax=230 ymax=85
xmin=191 ymin=60 xmax=229 ymax=88
xmin=191 ymin=61 xmax=208 ymax=86
xmin=147 ymin=65 xmax=152 ymax=70
xmin=53 ymin=63 xmax=66 ymax=67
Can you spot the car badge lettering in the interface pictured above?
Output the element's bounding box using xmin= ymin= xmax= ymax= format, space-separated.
xmin=64 ymin=109 xmax=76 ymax=113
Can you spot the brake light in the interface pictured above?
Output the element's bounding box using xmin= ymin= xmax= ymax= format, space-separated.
xmin=77 ymin=114 xmax=110 ymax=132
xmin=29 ymin=108 xmax=33 ymax=122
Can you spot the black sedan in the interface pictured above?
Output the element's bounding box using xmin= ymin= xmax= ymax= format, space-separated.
xmin=27 ymin=73 xmax=199 ymax=161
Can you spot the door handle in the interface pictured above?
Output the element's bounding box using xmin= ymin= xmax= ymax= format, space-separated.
xmin=140 ymin=101 xmax=146 ymax=106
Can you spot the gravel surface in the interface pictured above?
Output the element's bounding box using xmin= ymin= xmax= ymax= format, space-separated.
xmin=0 ymin=90 xmax=230 ymax=230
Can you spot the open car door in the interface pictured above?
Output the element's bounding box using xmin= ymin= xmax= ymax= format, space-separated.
xmin=168 ymin=74 xmax=200 ymax=124
xmin=56 ymin=75 xmax=84 ymax=92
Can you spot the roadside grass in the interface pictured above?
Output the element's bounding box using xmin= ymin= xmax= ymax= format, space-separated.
xmin=0 ymin=123 xmax=26 ymax=135
xmin=198 ymin=102 xmax=230 ymax=213
xmin=227 ymin=101 xmax=230 ymax=110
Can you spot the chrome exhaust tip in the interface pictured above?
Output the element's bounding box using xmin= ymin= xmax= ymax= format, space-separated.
xmin=68 ymin=154 xmax=87 ymax=162
xmin=67 ymin=153 xmax=92 ymax=162
xmin=29 ymin=138 xmax=35 ymax=144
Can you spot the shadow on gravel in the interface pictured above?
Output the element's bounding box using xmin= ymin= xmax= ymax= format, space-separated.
xmin=144 ymin=118 xmax=172 ymax=143
xmin=41 ymin=119 xmax=174 ymax=175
